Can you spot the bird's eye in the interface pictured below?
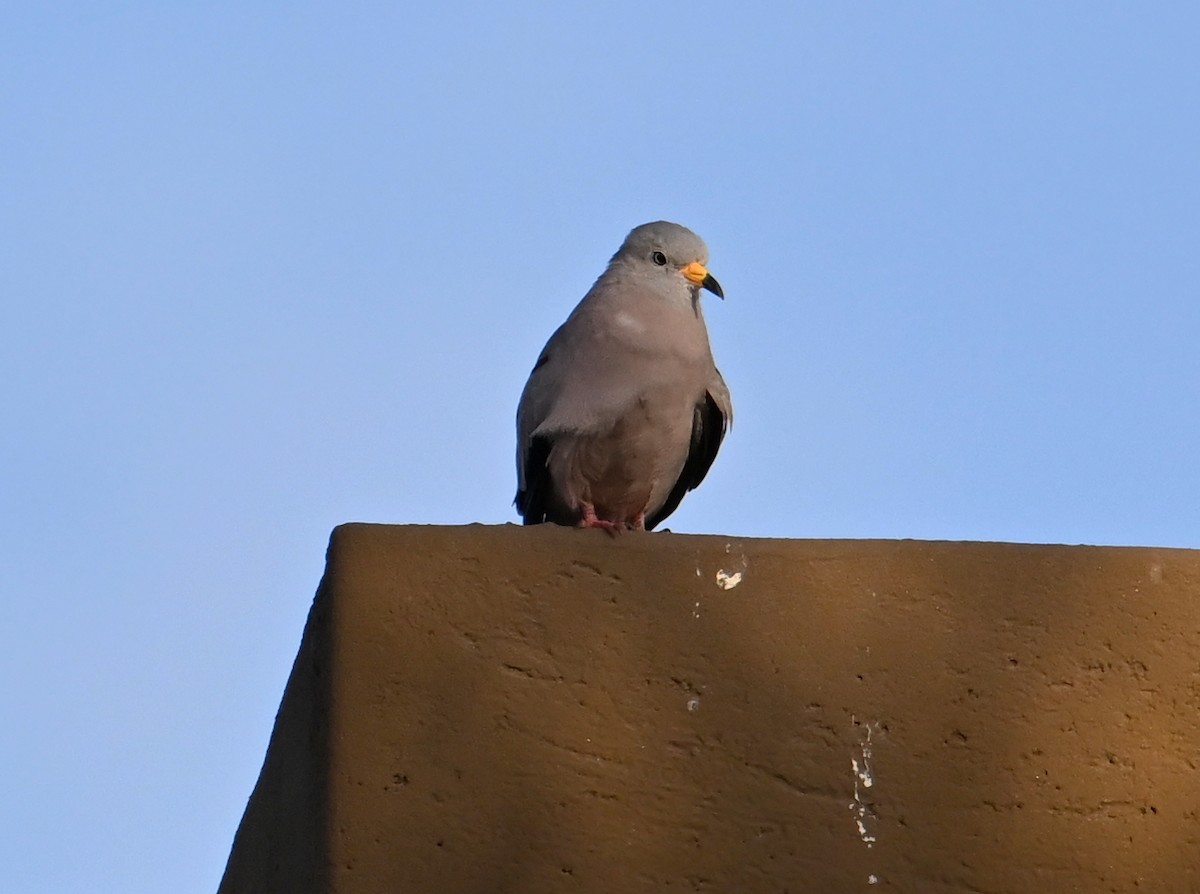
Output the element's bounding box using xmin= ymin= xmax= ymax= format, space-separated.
xmin=651 ymin=251 xmax=668 ymax=266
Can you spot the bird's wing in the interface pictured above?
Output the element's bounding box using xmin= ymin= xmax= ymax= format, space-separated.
xmin=645 ymin=367 xmax=732 ymax=531
xmin=514 ymin=303 xmax=645 ymax=523
xmin=515 ymin=346 xmax=558 ymax=524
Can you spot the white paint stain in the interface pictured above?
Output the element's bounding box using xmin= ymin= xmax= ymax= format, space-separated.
xmin=850 ymin=718 xmax=878 ymax=848
xmin=714 ymin=542 xmax=749 ymax=590
xmin=715 ymin=569 xmax=743 ymax=590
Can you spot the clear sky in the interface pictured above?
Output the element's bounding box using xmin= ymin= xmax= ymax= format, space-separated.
xmin=3 ymin=3 xmax=1198 ymax=891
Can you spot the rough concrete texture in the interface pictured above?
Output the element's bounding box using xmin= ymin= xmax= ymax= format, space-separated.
xmin=219 ymin=524 xmax=1200 ymax=893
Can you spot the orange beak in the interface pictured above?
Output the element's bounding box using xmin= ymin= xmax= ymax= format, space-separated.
xmin=680 ymin=261 xmax=724 ymax=299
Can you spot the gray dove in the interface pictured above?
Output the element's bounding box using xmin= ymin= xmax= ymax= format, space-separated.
xmin=515 ymin=221 xmax=732 ymax=531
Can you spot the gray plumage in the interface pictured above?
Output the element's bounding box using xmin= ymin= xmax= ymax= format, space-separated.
xmin=515 ymin=221 xmax=732 ymax=531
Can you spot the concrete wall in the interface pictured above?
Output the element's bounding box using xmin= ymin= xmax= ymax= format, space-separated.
xmin=219 ymin=524 xmax=1200 ymax=893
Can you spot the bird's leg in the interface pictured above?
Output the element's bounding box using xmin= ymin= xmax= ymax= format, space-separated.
xmin=630 ymin=510 xmax=647 ymax=532
xmin=578 ymin=502 xmax=622 ymax=533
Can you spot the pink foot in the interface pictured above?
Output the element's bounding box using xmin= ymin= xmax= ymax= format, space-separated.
xmin=578 ymin=503 xmax=622 ymax=532
xmin=577 ymin=503 xmax=647 ymax=534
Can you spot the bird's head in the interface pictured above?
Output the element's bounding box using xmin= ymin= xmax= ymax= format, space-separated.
xmin=610 ymin=221 xmax=724 ymax=300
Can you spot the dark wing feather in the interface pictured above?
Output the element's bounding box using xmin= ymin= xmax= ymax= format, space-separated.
xmin=514 ymin=346 xmax=556 ymax=525
xmin=645 ymin=390 xmax=728 ymax=531
xmin=515 ymin=434 xmax=553 ymax=525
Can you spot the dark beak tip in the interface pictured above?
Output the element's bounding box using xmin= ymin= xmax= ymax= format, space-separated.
xmin=702 ymin=273 xmax=725 ymax=300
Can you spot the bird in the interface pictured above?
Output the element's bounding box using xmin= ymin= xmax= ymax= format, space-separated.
xmin=515 ymin=220 xmax=732 ymax=532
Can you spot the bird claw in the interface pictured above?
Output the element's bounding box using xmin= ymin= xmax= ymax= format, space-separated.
xmin=578 ymin=504 xmax=646 ymax=534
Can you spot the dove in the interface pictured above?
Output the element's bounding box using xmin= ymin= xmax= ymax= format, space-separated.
xmin=515 ymin=221 xmax=732 ymax=531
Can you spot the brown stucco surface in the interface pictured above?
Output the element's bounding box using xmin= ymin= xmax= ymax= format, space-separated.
xmin=219 ymin=524 xmax=1200 ymax=893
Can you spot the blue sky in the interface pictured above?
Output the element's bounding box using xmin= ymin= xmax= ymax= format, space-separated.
xmin=3 ymin=3 xmax=1198 ymax=891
